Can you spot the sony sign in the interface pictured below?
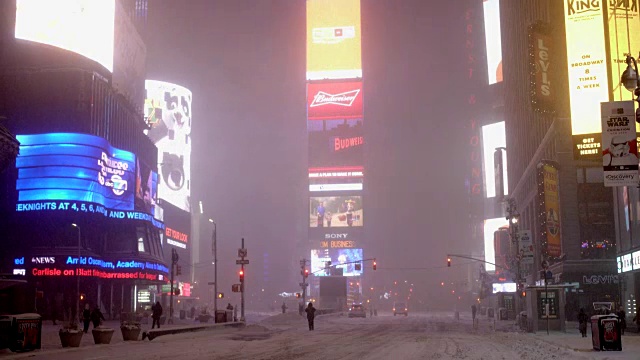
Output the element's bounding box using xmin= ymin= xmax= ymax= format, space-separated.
xmin=32 ymin=256 xmax=55 ymax=264
xmin=325 ymin=233 xmax=348 ymax=239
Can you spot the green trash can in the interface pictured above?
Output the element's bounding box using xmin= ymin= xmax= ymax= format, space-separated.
xmin=9 ymin=313 xmax=42 ymax=352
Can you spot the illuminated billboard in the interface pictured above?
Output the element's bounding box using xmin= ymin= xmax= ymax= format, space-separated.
xmin=539 ymin=163 xmax=561 ymax=258
xmin=311 ymin=248 xmax=363 ymax=276
xmin=308 ymin=119 xmax=363 ymax=168
xmin=15 ymin=133 xmax=163 ymax=229
xmin=310 ymin=196 xmax=363 ymax=228
xmin=309 ymin=166 xmax=364 ymax=192
xmin=608 ymin=3 xmax=640 ymax=103
xmin=161 ymin=203 xmax=191 ymax=250
xmin=307 ymin=82 xmax=363 ymax=119
xmin=144 ymin=80 xmax=192 ymax=213
xmin=484 ymin=217 xmax=508 ymax=272
xmin=15 ymin=0 xmax=115 ymax=72
xmin=306 ymin=0 xmax=362 ymax=80
xmin=483 ymin=0 xmax=503 ymax=84
xmin=564 ymin=0 xmax=608 ymax=137
xmin=481 ymin=121 xmax=507 ymax=198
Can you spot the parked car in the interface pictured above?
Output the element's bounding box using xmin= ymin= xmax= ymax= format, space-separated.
xmin=348 ymin=304 xmax=366 ymax=318
xmin=393 ymin=301 xmax=408 ymax=316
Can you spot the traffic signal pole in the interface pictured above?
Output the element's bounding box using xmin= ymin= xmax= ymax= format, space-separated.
xmin=169 ymin=248 xmax=178 ymax=324
xmin=240 ymin=238 xmax=246 ymax=322
xmin=300 ymin=259 xmax=309 ymax=305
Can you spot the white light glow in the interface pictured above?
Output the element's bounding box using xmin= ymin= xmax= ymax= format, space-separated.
xmin=483 ymin=0 xmax=503 ymax=84
xmin=482 ymin=121 xmax=508 ymax=198
xmin=484 ymin=218 xmax=509 ymax=272
xmin=15 ymin=0 xmax=115 ymax=72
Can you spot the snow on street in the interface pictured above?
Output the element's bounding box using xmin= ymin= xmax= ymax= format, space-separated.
xmin=2 ymin=311 xmax=639 ymax=359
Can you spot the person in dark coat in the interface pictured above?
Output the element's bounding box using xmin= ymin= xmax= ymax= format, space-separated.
xmin=305 ymin=302 xmax=316 ymax=330
xmin=471 ymin=304 xmax=477 ymax=321
xmin=152 ymin=301 xmax=163 ymax=329
xmin=91 ymin=307 xmax=105 ymax=328
xmin=82 ymin=303 xmax=91 ymax=333
xmin=578 ymin=308 xmax=589 ymax=337
xmin=617 ymin=306 xmax=626 ymax=335
xmin=282 ymin=302 xmax=287 ymax=314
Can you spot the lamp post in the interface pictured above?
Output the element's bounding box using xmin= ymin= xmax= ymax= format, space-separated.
xmin=208 ymin=219 xmax=217 ymax=314
xmin=622 ymin=54 xmax=640 ymax=124
xmin=71 ymin=223 xmax=81 ymax=327
xmin=505 ymin=198 xmax=522 ymax=317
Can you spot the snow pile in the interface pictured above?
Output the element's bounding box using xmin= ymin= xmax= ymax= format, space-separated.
xmin=259 ymin=312 xmax=304 ymax=326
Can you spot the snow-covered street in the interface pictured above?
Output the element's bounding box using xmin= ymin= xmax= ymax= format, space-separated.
xmin=2 ymin=311 xmax=639 ymax=359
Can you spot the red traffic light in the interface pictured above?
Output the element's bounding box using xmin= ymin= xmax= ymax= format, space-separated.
xmin=304 ymin=269 xmax=309 ymax=277
xmin=239 ymin=270 xmax=245 ymax=282
xmin=373 ymin=260 xmax=377 ymax=271
xmin=447 ymin=258 xmax=451 ymax=267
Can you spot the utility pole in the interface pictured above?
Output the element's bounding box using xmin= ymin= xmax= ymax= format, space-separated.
xmin=209 ymin=219 xmax=217 ymax=314
xmin=506 ymin=198 xmax=522 ymax=316
xmin=236 ymin=238 xmax=248 ymax=322
xmin=300 ymin=259 xmax=310 ymax=305
xmin=169 ymin=248 xmax=179 ymax=325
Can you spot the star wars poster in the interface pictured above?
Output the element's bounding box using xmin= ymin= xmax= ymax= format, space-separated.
xmin=601 ymin=101 xmax=638 ymax=187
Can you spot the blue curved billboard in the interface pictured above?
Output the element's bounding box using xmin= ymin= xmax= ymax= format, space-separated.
xmin=15 ymin=133 xmax=162 ymax=229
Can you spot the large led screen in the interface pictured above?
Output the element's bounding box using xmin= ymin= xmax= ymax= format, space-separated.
xmin=308 ymin=119 xmax=363 ymax=169
xmin=483 ymin=0 xmax=503 ymax=84
xmin=482 ymin=122 xmax=508 ymax=198
xmin=608 ymin=3 xmax=640 ymax=107
xmin=307 ymin=81 xmax=363 ymax=120
xmin=564 ymin=0 xmax=609 ymax=137
xmin=306 ymin=0 xmax=362 ymax=80
xmin=310 ymin=196 xmax=363 ymax=228
xmin=144 ymin=80 xmax=192 ymax=213
xmin=15 ymin=0 xmax=115 ymax=72
xmin=311 ymin=248 xmax=363 ymax=276
xmin=309 ymin=166 xmax=364 ymax=192
xmin=15 ymin=133 xmax=162 ymax=229
xmin=484 ymin=217 xmax=508 ymax=272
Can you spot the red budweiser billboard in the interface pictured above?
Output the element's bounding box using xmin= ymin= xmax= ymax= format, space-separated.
xmin=307 ymin=81 xmax=363 ymax=120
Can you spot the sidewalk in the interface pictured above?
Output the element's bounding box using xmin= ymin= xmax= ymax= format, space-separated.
xmin=529 ymin=322 xmax=640 ymax=354
xmin=38 ymin=317 xmax=201 ymax=350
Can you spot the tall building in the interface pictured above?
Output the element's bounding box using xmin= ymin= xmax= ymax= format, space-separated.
xmin=305 ymin=0 xmax=365 ymax=308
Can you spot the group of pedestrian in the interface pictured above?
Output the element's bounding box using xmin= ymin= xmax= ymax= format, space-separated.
xmin=82 ymin=303 xmax=105 ymax=333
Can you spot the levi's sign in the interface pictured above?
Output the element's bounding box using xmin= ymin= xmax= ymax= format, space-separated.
xmin=307 ymin=81 xmax=363 ymax=120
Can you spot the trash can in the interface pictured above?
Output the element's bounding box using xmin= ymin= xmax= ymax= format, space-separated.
xmin=487 ymin=308 xmax=495 ymax=318
xmin=215 ymin=310 xmax=227 ymax=323
xmin=179 ymin=310 xmax=186 ymax=320
xmin=591 ymin=315 xmax=622 ymax=351
xmin=9 ymin=313 xmax=42 ymax=352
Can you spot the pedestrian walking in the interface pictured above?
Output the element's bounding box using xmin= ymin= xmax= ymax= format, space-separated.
xmin=298 ymin=302 xmax=304 ymax=316
xmin=151 ymin=301 xmax=163 ymax=329
xmin=91 ymin=307 xmax=105 ymax=328
xmin=578 ymin=308 xmax=589 ymax=338
xmin=617 ymin=306 xmax=626 ymax=335
xmin=305 ymin=302 xmax=316 ymax=330
xmin=471 ymin=304 xmax=477 ymax=321
xmin=282 ymin=301 xmax=287 ymax=314
xmin=82 ymin=303 xmax=91 ymax=333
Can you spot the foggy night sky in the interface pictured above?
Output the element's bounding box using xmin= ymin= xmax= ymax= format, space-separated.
xmin=145 ymin=0 xmax=471 ymax=298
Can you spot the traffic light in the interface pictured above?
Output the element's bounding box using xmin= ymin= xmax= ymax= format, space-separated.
xmin=373 ymin=260 xmax=377 ymax=270
xmin=355 ymin=263 xmax=362 ymax=271
xmin=80 ymin=293 xmax=85 ymax=301
xmin=239 ymin=269 xmax=244 ymax=282
xmin=217 ymin=292 xmax=224 ymax=299
xmin=176 ymin=265 xmax=182 ymax=276
xmin=447 ymin=257 xmax=451 ymax=267
xmin=304 ymin=269 xmax=309 ymax=278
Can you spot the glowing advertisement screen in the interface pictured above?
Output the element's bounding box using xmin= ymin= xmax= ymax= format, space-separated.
xmin=310 ymin=196 xmax=363 ymax=228
xmin=482 ymin=122 xmax=508 ymax=198
xmin=483 ymin=0 xmax=503 ymax=84
xmin=306 ymin=0 xmax=362 ymax=80
xmin=308 ymin=119 xmax=363 ymax=169
xmin=311 ymin=248 xmax=363 ymax=276
xmin=484 ymin=217 xmax=508 ymax=272
xmin=307 ymin=81 xmax=363 ymax=120
xmin=608 ymin=3 xmax=640 ymax=105
xmin=15 ymin=133 xmax=163 ymax=229
xmin=564 ymin=0 xmax=609 ymax=137
xmin=15 ymin=0 xmax=115 ymax=72
xmin=144 ymin=80 xmax=192 ymax=213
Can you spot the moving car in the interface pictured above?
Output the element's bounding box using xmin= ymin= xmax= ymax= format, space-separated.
xmin=348 ymin=304 xmax=366 ymax=318
xmin=393 ymin=301 xmax=408 ymax=316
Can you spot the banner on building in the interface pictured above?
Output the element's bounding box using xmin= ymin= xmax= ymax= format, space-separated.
xmin=528 ymin=21 xmax=553 ymax=114
xmin=538 ymin=163 xmax=561 ymax=258
xmin=518 ymin=230 xmax=534 ymax=265
xmin=601 ymin=101 xmax=638 ymax=187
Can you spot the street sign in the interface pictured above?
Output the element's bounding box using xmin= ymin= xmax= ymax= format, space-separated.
xmin=518 ymin=230 xmax=534 ymax=265
xmin=236 ymin=259 xmax=250 ymax=265
xmin=299 ymin=282 xmax=309 ymax=287
xmin=207 ymin=282 xmax=215 ymax=285
xmin=238 ymin=248 xmax=248 ymax=258
xmin=232 ymin=284 xmax=241 ymax=292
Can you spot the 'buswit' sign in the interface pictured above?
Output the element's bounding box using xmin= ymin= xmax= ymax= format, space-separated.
xmin=307 ymin=81 xmax=363 ymax=120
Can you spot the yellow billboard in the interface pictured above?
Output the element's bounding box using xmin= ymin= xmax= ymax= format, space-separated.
xmin=564 ymin=0 xmax=609 ymax=136
xmin=542 ymin=164 xmax=561 ymax=258
xmin=306 ymin=0 xmax=362 ymax=80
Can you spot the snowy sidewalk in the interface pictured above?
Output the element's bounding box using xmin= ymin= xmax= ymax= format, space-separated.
xmin=529 ymin=325 xmax=640 ymax=354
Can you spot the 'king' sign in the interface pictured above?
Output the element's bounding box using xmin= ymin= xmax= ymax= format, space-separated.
xmin=307 ymin=81 xmax=363 ymax=120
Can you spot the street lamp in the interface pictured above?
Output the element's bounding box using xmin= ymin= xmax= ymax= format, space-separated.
xmin=622 ymin=54 xmax=640 ymax=124
xmin=208 ymin=218 xmax=218 ymax=314
xmin=71 ymin=223 xmax=81 ymax=327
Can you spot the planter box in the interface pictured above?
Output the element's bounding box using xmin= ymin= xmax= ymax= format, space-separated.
xmin=120 ymin=326 xmax=141 ymax=341
xmin=91 ymin=327 xmax=114 ymax=344
xmin=59 ymin=329 xmax=83 ymax=348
